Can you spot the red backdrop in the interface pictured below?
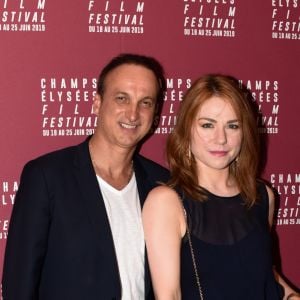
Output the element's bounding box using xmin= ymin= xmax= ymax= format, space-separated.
xmin=0 ymin=0 xmax=299 ymax=295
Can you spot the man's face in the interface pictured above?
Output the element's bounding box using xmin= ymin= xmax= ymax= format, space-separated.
xmin=93 ymin=64 xmax=159 ymax=150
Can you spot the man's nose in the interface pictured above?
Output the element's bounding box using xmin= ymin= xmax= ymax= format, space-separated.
xmin=126 ymin=102 xmax=139 ymax=122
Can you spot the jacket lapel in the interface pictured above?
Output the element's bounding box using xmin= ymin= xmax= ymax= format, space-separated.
xmin=72 ymin=139 xmax=121 ymax=287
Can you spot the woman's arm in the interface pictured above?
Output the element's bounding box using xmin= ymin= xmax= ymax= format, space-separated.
xmin=142 ymin=186 xmax=186 ymax=300
xmin=266 ymin=185 xmax=300 ymax=300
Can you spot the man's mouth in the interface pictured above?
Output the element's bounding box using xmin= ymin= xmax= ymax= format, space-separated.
xmin=120 ymin=122 xmax=138 ymax=129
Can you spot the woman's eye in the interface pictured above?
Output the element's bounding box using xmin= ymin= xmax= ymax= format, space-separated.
xmin=201 ymin=123 xmax=213 ymax=128
xmin=228 ymin=123 xmax=240 ymax=129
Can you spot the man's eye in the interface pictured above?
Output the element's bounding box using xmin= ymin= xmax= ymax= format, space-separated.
xmin=141 ymin=100 xmax=154 ymax=108
xmin=116 ymin=96 xmax=126 ymax=102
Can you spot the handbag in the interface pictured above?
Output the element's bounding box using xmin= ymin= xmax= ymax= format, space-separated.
xmin=178 ymin=191 xmax=204 ymax=300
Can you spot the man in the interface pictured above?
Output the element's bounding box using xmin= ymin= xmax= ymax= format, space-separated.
xmin=2 ymin=53 xmax=169 ymax=299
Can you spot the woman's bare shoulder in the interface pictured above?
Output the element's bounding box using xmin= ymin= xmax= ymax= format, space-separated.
xmin=144 ymin=185 xmax=181 ymax=207
xmin=143 ymin=185 xmax=186 ymax=238
xmin=143 ymin=185 xmax=183 ymax=213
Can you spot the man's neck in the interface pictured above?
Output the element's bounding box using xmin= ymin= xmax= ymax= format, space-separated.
xmin=89 ymin=137 xmax=136 ymax=190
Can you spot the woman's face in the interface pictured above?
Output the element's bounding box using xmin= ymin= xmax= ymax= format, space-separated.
xmin=190 ymin=96 xmax=242 ymax=173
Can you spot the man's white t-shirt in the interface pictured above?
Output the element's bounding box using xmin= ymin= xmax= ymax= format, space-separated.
xmin=97 ymin=173 xmax=145 ymax=299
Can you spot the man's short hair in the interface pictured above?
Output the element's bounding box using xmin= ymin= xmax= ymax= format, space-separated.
xmin=97 ymin=53 xmax=166 ymax=106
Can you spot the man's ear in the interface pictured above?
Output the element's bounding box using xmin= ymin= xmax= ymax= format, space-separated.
xmin=92 ymin=93 xmax=102 ymax=115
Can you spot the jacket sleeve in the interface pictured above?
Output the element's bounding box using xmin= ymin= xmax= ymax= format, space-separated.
xmin=2 ymin=160 xmax=52 ymax=300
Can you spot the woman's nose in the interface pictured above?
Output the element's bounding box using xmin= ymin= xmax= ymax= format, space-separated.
xmin=215 ymin=127 xmax=227 ymax=144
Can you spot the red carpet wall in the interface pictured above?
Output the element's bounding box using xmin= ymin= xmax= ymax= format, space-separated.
xmin=0 ymin=0 xmax=299 ymax=294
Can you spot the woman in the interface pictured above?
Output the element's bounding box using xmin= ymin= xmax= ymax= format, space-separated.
xmin=142 ymin=74 xmax=300 ymax=299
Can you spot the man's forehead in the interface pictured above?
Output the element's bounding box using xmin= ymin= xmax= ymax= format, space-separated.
xmin=107 ymin=63 xmax=155 ymax=77
xmin=103 ymin=64 xmax=159 ymax=91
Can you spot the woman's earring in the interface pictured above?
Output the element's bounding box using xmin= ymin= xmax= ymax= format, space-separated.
xmin=187 ymin=145 xmax=192 ymax=164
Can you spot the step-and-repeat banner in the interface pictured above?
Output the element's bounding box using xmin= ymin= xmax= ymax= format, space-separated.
xmin=0 ymin=0 xmax=299 ymax=294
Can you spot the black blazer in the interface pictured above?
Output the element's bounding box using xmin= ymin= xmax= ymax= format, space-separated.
xmin=2 ymin=138 xmax=169 ymax=300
